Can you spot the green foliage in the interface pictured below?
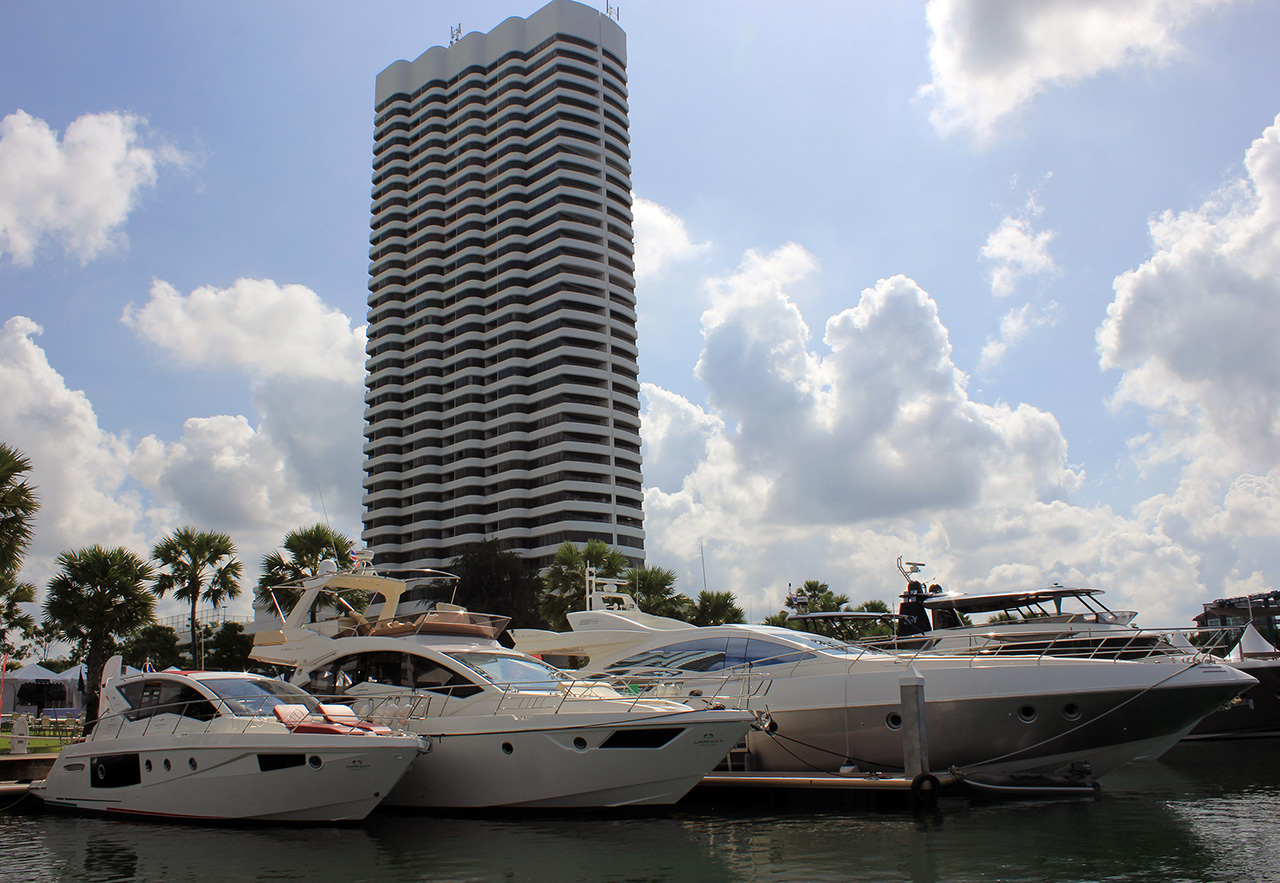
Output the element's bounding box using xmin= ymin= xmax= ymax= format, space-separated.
xmin=151 ymin=527 xmax=242 ymax=667
xmin=625 ymin=565 xmax=695 ymax=621
xmin=119 ymin=624 xmax=183 ymax=671
xmin=0 ymin=442 xmax=39 ymax=660
xmin=256 ymin=524 xmax=358 ymax=618
xmin=765 ymin=580 xmax=892 ymax=640
xmin=447 ymin=540 xmax=547 ymax=631
xmin=693 ymin=590 xmax=746 ymax=626
xmin=540 ymin=539 xmax=628 ymax=630
xmin=202 ymin=622 xmax=258 ymax=672
xmin=44 ymin=545 xmax=156 ymax=728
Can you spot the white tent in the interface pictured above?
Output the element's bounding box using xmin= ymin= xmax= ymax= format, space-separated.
xmin=1 ymin=661 xmax=83 ymax=715
xmin=1226 ymin=623 xmax=1280 ymax=660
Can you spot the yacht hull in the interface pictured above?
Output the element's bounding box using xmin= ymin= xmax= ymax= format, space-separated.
xmin=30 ymin=732 xmax=421 ymax=822
xmin=382 ymin=710 xmax=751 ymax=808
xmin=1185 ymin=658 xmax=1280 ymax=739
xmin=741 ymin=658 xmax=1252 ymax=777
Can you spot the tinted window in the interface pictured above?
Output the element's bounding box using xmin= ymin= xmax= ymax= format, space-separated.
xmin=195 ymin=676 xmax=317 ymax=715
xmin=608 ymin=637 xmax=731 ymax=673
xmin=743 ymin=637 xmax=814 ymax=667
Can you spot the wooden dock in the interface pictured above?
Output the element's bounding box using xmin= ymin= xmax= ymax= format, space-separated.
xmin=0 ymin=753 xmax=57 ymax=798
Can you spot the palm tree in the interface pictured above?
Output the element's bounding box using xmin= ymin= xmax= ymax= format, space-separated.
xmin=764 ymin=580 xmax=852 ymax=635
xmin=540 ymin=539 xmax=629 ymax=630
xmin=255 ymin=524 xmax=356 ymax=620
xmin=0 ymin=442 xmax=38 ymax=658
xmin=0 ymin=574 xmax=35 ymax=659
xmin=0 ymin=442 xmax=38 ymax=577
xmin=44 ymin=545 xmax=155 ymax=730
xmin=626 ymin=565 xmax=695 ymax=621
xmin=151 ymin=527 xmax=242 ymax=667
xmin=693 ymin=590 xmax=746 ymax=627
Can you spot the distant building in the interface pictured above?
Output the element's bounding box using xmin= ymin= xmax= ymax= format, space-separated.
xmin=362 ymin=0 xmax=645 ymax=572
xmin=1195 ymin=591 xmax=1280 ymax=645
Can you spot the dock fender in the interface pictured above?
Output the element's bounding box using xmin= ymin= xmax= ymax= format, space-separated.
xmin=910 ymin=773 xmax=940 ymax=805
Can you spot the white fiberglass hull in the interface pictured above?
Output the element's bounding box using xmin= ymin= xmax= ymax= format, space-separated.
xmin=30 ymin=731 xmax=421 ymax=822
xmin=383 ymin=709 xmax=752 ymax=808
xmin=741 ymin=656 xmax=1254 ymax=778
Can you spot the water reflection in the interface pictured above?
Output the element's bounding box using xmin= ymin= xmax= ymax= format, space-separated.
xmin=2 ymin=740 xmax=1276 ymax=883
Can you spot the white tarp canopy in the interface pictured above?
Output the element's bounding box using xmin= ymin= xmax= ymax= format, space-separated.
xmin=1 ymin=660 xmax=87 ymax=715
xmin=1227 ymin=623 xmax=1280 ymax=660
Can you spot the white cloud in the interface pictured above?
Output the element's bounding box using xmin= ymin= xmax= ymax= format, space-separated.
xmin=1096 ymin=113 xmax=1280 ymax=605
xmin=0 ymin=306 xmax=365 ymax=625
xmin=982 ymin=212 xmax=1058 ymax=298
xmin=122 ymin=278 xmax=367 ymax=384
xmin=0 ymin=110 xmax=188 ymax=265
xmin=1099 ymin=113 xmax=1280 ymax=470
xmin=0 ymin=316 xmax=147 ymax=589
xmin=630 ymin=196 xmax=1280 ymax=623
xmin=978 ymin=302 xmax=1059 ymax=372
xmin=921 ymin=0 xmax=1233 ymax=141
xmin=632 ymin=195 xmax=710 ymax=280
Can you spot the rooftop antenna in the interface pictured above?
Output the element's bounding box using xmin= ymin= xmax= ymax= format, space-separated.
xmin=606 ymin=3 xmax=620 ymax=22
xmin=449 ymin=23 xmax=462 ymax=45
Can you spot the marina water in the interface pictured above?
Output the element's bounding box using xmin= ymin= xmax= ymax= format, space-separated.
xmin=2 ymin=739 xmax=1277 ymax=883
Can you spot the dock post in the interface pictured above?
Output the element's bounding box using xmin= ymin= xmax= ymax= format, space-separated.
xmin=899 ymin=665 xmax=928 ymax=778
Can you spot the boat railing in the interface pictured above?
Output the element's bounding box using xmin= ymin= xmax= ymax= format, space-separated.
xmin=346 ymin=671 xmax=769 ymax=723
xmin=879 ymin=625 xmax=1239 ymax=666
xmin=85 ymin=699 xmax=290 ymax=741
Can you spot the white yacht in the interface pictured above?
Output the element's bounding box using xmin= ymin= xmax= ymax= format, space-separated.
xmin=850 ymin=559 xmax=1208 ymax=659
xmin=846 ymin=560 xmax=1276 ymax=740
xmin=29 ymin=660 xmax=422 ymax=822
xmin=250 ymin=562 xmax=754 ymax=809
xmin=510 ymin=576 xmax=1256 ymax=781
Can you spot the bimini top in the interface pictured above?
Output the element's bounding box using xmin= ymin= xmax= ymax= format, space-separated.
xmin=921 ymin=586 xmax=1105 ymax=615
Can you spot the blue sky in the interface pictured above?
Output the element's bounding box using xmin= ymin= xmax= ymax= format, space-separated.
xmin=3 ymin=0 xmax=1280 ymax=630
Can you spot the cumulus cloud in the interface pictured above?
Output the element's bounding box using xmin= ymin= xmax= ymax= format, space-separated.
xmin=981 ymin=191 xmax=1059 ymax=297
xmin=694 ymin=252 xmax=1079 ymax=523
xmin=0 ymin=110 xmax=188 ymax=265
xmin=630 ymin=195 xmax=1280 ymax=622
xmin=636 ymin=243 xmax=1171 ymax=618
xmin=978 ymin=302 xmax=1060 ymax=372
xmin=921 ymin=0 xmax=1233 ymax=141
xmin=1097 ymin=113 xmax=1280 ymax=603
xmin=122 ymin=278 xmax=367 ymax=384
xmin=632 ymin=195 xmax=710 ymax=280
xmin=1099 ymin=113 xmax=1280 ymax=469
xmin=0 ymin=299 xmax=365 ymax=622
xmin=0 ymin=316 xmax=148 ymax=588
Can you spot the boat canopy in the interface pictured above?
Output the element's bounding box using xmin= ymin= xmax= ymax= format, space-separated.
xmin=921 ymin=586 xmax=1105 ymax=615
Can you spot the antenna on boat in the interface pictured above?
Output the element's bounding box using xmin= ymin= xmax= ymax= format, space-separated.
xmin=700 ymin=541 xmax=708 ymax=592
xmin=315 ymin=484 xmax=348 ymax=568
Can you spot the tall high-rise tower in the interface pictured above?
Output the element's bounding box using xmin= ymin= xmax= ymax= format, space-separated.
xmin=362 ymin=0 xmax=644 ymax=571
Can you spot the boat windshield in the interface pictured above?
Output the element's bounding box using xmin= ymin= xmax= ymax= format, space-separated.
xmin=776 ymin=631 xmax=885 ymax=657
xmin=193 ymin=676 xmax=319 ymax=716
xmin=446 ymin=651 xmax=570 ymax=689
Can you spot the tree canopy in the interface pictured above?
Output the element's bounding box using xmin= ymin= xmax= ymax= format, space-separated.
xmin=255 ymin=524 xmax=358 ymax=619
xmin=540 ymin=539 xmax=628 ymax=630
xmin=446 ymin=540 xmax=547 ymax=632
xmin=44 ymin=545 xmax=155 ymax=729
xmin=0 ymin=442 xmax=38 ymax=659
xmin=151 ymin=526 xmax=242 ymax=667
